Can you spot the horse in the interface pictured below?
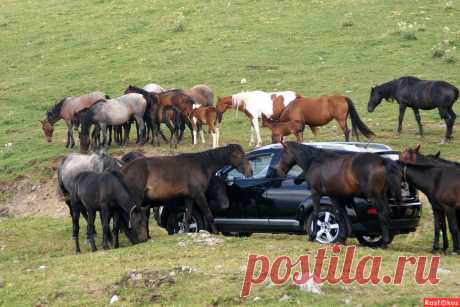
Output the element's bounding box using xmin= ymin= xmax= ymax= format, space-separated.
xmin=276 ymin=142 xmax=402 ymax=247
xmin=367 ymin=76 xmax=459 ymax=140
xmin=279 ymin=95 xmax=374 ymax=142
xmin=121 ymin=144 xmax=253 ymax=236
xmin=143 ymin=83 xmax=165 ymax=94
xmin=155 ymin=89 xmax=195 ymax=142
xmin=261 ymin=113 xmax=305 ymax=143
xmin=190 ymin=105 xmax=222 ymax=148
xmin=184 ymin=84 xmax=214 ymax=106
xmin=40 ymin=91 xmax=108 ymax=148
xmin=400 ymin=145 xmax=460 ymax=254
xmin=79 ymin=94 xmax=147 ymax=152
xmin=216 ymin=90 xmax=296 ymax=147
xmin=120 ymin=151 xmax=145 ymax=164
xmin=70 ymin=170 xmax=148 ymax=253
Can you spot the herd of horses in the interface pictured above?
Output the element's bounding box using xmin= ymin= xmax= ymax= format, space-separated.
xmin=41 ymin=76 xmax=459 ymax=151
xmin=41 ymin=76 xmax=460 ymax=255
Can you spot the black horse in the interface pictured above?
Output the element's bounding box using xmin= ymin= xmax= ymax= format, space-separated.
xmin=276 ymin=142 xmax=401 ymax=247
xmin=367 ymin=76 xmax=459 ymax=140
xmin=70 ymin=171 xmax=149 ymax=253
xmin=121 ymin=144 xmax=253 ymax=236
xmin=400 ymin=145 xmax=460 ymax=254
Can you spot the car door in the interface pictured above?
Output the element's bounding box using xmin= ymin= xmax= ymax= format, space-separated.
xmin=216 ymin=153 xmax=275 ymax=231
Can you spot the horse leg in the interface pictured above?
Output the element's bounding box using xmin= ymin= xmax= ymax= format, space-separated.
xmin=86 ymin=210 xmax=97 ymax=252
xmin=184 ymin=199 xmax=193 ymax=233
xmin=397 ymin=104 xmax=406 ymax=135
xmin=112 ymin=210 xmax=120 ymax=248
xmin=309 ymin=190 xmax=321 ymax=241
xmin=107 ymin=126 xmax=113 ymax=146
xmin=446 ymin=108 xmax=456 ymax=140
xmin=216 ymin=127 xmax=220 ymax=147
xmin=430 ymin=205 xmax=441 ymax=253
xmin=446 ymin=207 xmax=460 ymax=254
xmin=70 ymin=202 xmax=81 ymax=254
xmin=101 ymin=208 xmax=111 ymax=250
xmin=337 ymin=119 xmax=351 ymax=142
xmin=412 ymin=108 xmax=423 ymax=136
xmin=101 ymin=123 xmax=108 ymax=147
xmin=193 ymin=192 xmax=218 ymax=234
xmin=440 ymin=210 xmax=449 ymax=254
xmin=249 ymin=125 xmax=255 ymax=146
xmin=374 ymin=198 xmax=391 ymax=247
xmin=199 ymin=126 xmax=206 ymax=144
xmin=252 ymin=118 xmax=262 ymax=147
xmin=68 ymin=121 xmax=76 ymax=148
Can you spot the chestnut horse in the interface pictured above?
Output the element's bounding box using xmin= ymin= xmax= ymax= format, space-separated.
xmin=41 ymin=91 xmax=108 ymax=147
xmin=190 ymin=105 xmax=222 ymax=148
xmin=216 ymin=90 xmax=296 ymax=147
xmin=400 ymin=145 xmax=460 ymax=254
xmin=121 ymin=144 xmax=253 ymax=235
xmin=276 ymin=142 xmax=402 ymax=247
xmin=155 ymin=90 xmax=195 ymax=142
xmin=279 ymin=95 xmax=375 ymax=141
xmin=261 ymin=113 xmax=305 ymax=143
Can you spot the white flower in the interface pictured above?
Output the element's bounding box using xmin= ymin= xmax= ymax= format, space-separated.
xmin=240 ymin=78 xmax=247 ymax=84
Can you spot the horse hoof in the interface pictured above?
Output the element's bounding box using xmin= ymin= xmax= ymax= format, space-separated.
xmin=431 ymin=248 xmax=440 ymax=254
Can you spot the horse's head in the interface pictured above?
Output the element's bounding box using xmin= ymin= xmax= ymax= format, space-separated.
xmin=367 ymin=86 xmax=383 ymax=112
xmin=227 ymin=144 xmax=253 ymax=177
xmin=207 ymin=176 xmax=230 ymax=210
xmin=276 ymin=142 xmax=297 ymax=176
xmin=127 ymin=205 xmax=149 ymax=243
xmin=399 ymin=144 xmax=421 ymax=163
xmin=216 ymin=96 xmax=233 ymax=113
xmin=261 ymin=113 xmax=271 ymax=128
xmin=40 ymin=119 xmax=54 ymax=142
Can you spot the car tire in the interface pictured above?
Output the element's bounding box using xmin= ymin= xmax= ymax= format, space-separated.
xmin=222 ymin=232 xmax=252 ymax=237
xmin=356 ymin=234 xmax=395 ymax=248
xmin=306 ymin=205 xmax=348 ymax=244
xmin=166 ymin=209 xmax=204 ymax=235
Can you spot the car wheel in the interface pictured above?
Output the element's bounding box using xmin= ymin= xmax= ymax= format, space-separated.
xmin=356 ymin=234 xmax=395 ymax=248
xmin=166 ymin=209 xmax=204 ymax=235
xmin=306 ymin=205 xmax=347 ymax=244
xmin=222 ymin=232 xmax=252 ymax=237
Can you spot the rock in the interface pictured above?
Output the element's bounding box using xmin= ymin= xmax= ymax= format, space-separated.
xmin=109 ymin=295 xmax=119 ymax=305
xmin=253 ymin=296 xmax=261 ymax=301
xmin=297 ymin=274 xmax=323 ymax=295
xmin=178 ymin=241 xmax=187 ymax=247
xmin=437 ymin=267 xmax=451 ymax=274
xmin=344 ymin=298 xmax=352 ymax=304
xmin=240 ymin=78 xmax=247 ymax=84
xmin=38 ymin=265 xmax=47 ymax=270
xmin=279 ymin=294 xmax=290 ymax=302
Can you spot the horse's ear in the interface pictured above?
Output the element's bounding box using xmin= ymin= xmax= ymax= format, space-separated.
xmin=414 ymin=144 xmax=421 ymax=153
xmin=434 ymin=151 xmax=441 ymax=158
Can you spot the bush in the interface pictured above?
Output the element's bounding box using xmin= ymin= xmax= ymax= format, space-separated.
xmin=398 ymin=21 xmax=424 ymax=40
xmin=431 ymin=26 xmax=457 ymax=63
xmin=341 ymin=13 xmax=353 ymax=28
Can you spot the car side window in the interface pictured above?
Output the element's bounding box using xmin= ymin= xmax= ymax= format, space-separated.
xmin=227 ymin=154 xmax=273 ymax=180
xmin=287 ymin=165 xmax=303 ymax=177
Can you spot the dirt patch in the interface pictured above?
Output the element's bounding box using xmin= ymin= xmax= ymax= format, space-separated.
xmin=0 ymin=147 xmax=166 ymax=218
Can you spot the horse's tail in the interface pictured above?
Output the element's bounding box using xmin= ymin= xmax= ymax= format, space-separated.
xmin=81 ymin=103 xmax=99 ymax=137
xmin=383 ymin=159 xmax=402 ymax=204
xmin=346 ymin=97 xmax=375 ymax=139
xmin=171 ymin=105 xmax=182 ymax=131
xmin=216 ymin=110 xmax=223 ymax=125
xmin=57 ymin=159 xmax=69 ymax=201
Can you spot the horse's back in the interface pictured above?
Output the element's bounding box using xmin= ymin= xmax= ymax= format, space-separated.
xmin=269 ymin=91 xmax=296 ymax=106
xmin=143 ymin=83 xmax=165 ymax=93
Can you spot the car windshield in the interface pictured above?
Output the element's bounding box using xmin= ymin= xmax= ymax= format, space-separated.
xmin=227 ymin=154 xmax=273 ymax=180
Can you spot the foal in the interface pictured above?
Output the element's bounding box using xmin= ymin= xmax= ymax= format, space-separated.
xmin=261 ymin=113 xmax=304 ymax=143
xmin=70 ymin=171 xmax=148 ymax=253
xmin=190 ymin=105 xmax=222 ymax=148
xmin=277 ymin=142 xmax=401 ymax=246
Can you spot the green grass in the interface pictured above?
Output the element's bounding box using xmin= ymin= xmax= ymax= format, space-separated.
xmin=1 ymin=0 xmax=460 ymax=305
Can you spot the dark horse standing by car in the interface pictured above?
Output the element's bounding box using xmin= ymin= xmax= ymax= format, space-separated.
xmin=367 ymin=76 xmax=459 ymax=140
xmin=121 ymin=144 xmax=253 ymax=236
xmin=276 ymin=142 xmax=402 ymax=247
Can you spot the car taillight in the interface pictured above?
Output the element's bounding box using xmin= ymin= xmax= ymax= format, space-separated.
xmin=367 ymin=207 xmax=378 ymax=215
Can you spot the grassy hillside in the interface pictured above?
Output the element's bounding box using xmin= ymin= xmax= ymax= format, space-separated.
xmin=1 ymin=0 xmax=460 ymax=305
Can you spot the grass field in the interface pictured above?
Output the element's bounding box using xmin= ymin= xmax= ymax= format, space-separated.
xmin=1 ymin=0 xmax=460 ymax=305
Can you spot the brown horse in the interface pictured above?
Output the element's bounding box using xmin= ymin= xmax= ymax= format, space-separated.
xmin=279 ymin=95 xmax=375 ymax=141
xmin=185 ymin=84 xmax=214 ymax=106
xmin=155 ymin=90 xmax=195 ymax=142
xmin=190 ymin=106 xmax=222 ymax=148
xmin=276 ymin=142 xmax=402 ymax=246
xmin=121 ymin=144 xmax=253 ymax=235
xmin=261 ymin=113 xmax=305 ymax=143
xmin=41 ymin=91 xmax=108 ymax=147
xmin=270 ymin=94 xmax=287 ymax=120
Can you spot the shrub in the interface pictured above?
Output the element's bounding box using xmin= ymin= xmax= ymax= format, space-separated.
xmin=398 ymin=21 xmax=424 ymax=40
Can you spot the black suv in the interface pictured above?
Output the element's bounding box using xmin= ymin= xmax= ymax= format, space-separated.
xmin=156 ymin=142 xmax=422 ymax=247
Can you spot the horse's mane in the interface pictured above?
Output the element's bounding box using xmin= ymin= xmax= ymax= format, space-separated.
xmin=427 ymin=154 xmax=460 ymax=168
xmin=47 ymin=97 xmax=68 ymax=123
xmin=126 ymin=85 xmax=157 ymax=109
xmin=375 ymin=80 xmax=397 ymax=100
